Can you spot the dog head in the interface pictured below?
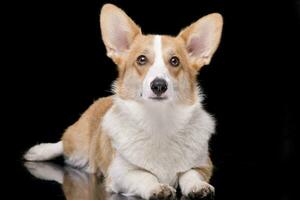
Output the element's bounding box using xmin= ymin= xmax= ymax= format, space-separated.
xmin=100 ymin=4 xmax=223 ymax=105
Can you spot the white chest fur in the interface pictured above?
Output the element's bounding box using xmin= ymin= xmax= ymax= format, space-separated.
xmin=102 ymin=97 xmax=215 ymax=186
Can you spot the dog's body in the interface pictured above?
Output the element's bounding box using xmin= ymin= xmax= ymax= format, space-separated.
xmin=24 ymin=4 xmax=223 ymax=199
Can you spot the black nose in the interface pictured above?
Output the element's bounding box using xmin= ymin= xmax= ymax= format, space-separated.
xmin=150 ymin=78 xmax=168 ymax=96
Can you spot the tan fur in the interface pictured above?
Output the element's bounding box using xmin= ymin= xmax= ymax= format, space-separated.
xmin=161 ymin=36 xmax=198 ymax=105
xmin=192 ymin=157 xmax=214 ymax=182
xmin=62 ymin=96 xmax=114 ymax=174
xmin=63 ymin=169 xmax=107 ymax=200
xmin=161 ymin=36 xmax=198 ymax=76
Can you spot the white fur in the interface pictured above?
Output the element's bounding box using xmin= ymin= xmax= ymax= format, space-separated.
xmin=24 ymin=162 xmax=91 ymax=186
xmin=107 ymin=152 xmax=176 ymax=199
xmin=24 ymin=162 xmax=64 ymax=184
xmin=24 ymin=141 xmax=63 ymax=161
xmin=102 ymin=96 xmax=215 ymax=197
xmin=179 ymin=169 xmax=214 ymax=196
xmin=65 ymin=154 xmax=89 ymax=170
xmin=142 ymin=36 xmax=174 ymax=100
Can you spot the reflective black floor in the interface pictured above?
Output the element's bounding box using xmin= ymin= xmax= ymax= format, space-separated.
xmin=22 ymin=161 xmax=144 ymax=200
xmin=16 ymin=159 xmax=296 ymax=200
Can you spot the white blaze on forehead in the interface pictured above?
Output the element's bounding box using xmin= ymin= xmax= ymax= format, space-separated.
xmin=142 ymin=35 xmax=174 ymax=99
xmin=146 ymin=35 xmax=168 ymax=79
xmin=153 ymin=35 xmax=166 ymax=75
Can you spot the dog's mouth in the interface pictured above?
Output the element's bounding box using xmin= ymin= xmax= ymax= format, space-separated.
xmin=140 ymin=92 xmax=169 ymax=101
xmin=149 ymin=96 xmax=168 ymax=101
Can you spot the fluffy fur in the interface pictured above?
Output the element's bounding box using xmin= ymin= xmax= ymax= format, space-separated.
xmin=24 ymin=4 xmax=223 ymax=200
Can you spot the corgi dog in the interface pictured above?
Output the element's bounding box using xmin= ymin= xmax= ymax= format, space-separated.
xmin=24 ymin=4 xmax=223 ymax=200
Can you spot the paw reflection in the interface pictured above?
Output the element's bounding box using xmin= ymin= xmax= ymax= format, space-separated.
xmin=24 ymin=162 xmax=142 ymax=200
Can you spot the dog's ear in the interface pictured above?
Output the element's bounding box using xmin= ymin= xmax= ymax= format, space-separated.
xmin=178 ymin=13 xmax=223 ymax=70
xmin=100 ymin=4 xmax=141 ymax=63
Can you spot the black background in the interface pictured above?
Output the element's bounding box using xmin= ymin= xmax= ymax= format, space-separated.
xmin=5 ymin=0 xmax=299 ymax=199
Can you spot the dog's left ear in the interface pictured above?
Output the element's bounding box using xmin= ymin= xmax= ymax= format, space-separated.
xmin=178 ymin=13 xmax=223 ymax=70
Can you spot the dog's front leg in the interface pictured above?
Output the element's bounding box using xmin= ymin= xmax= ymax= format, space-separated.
xmin=179 ymin=168 xmax=215 ymax=199
xmin=107 ymin=156 xmax=176 ymax=200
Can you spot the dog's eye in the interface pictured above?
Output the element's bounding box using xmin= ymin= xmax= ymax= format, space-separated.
xmin=136 ymin=55 xmax=148 ymax=66
xmin=169 ymin=56 xmax=180 ymax=67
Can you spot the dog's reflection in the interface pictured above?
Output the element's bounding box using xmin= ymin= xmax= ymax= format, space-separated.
xmin=24 ymin=162 xmax=142 ymax=200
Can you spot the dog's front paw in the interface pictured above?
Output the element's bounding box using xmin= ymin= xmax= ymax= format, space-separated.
xmin=149 ymin=184 xmax=176 ymax=200
xmin=183 ymin=182 xmax=214 ymax=200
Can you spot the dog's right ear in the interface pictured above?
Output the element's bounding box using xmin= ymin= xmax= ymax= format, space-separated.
xmin=100 ymin=4 xmax=141 ymax=63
